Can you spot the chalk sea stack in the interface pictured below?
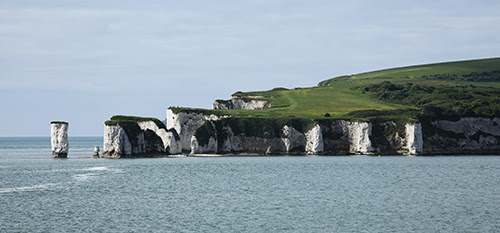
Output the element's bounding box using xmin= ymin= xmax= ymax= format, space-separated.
xmin=50 ymin=121 xmax=69 ymax=158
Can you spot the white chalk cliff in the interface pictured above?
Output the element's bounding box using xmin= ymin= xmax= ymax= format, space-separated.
xmin=405 ymin=123 xmax=423 ymax=155
xmin=174 ymin=111 xmax=430 ymax=155
xmin=342 ymin=121 xmax=374 ymax=154
xmin=102 ymin=120 xmax=181 ymax=158
xmin=305 ymin=125 xmax=323 ymax=155
xmin=103 ymin=125 xmax=132 ymax=157
xmin=212 ymin=96 xmax=268 ymax=110
xmin=424 ymin=117 xmax=500 ymax=154
xmin=50 ymin=122 xmax=69 ymax=158
xmin=104 ymin=108 xmax=498 ymax=157
xmin=166 ymin=109 xmax=227 ymax=152
xmin=281 ymin=125 xmax=306 ymax=153
xmin=137 ymin=121 xmax=181 ymax=154
xmin=432 ymin=117 xmax=500 ymax=136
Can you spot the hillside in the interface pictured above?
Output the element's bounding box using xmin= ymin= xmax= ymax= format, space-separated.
xmin=174 ymin=57 xmax=500 ymax=121
xmin=319 ymin=58 xmax=500 ymax=88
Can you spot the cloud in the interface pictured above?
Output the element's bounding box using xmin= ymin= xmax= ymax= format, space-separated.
xmin=1 ymin=1 xmax=499 ymax=136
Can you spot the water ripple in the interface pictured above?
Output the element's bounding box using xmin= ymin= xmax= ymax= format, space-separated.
xmin=0 ymin=183 xmax=61 ymax=193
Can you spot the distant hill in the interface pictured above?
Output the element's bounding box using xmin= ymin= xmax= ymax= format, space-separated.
xmin=318 ymin=57 xmax=500 ymax=87
xmin=174 ymin=57 xmax=500 ymax=121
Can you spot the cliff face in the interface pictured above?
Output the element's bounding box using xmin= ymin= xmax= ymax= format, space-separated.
xmin=406 ymin=123 xmax=423 ymax=155
xmin=423 ymin=117 xmax=500 ymax=154
xmin=188 ymin=118 xmax=318 ymax=155
xmin=102 ymin=125 xmax=132 ymax=157
xmin=101 ymin=119 xmax=180 ymax=158
xmin=104 ymin=109 xmax=498 ymax=157
xmin=305 ymin=125 xmax=323 ymax=155
xmin=50 ymin=122 xmax=69 ymax=158
xmin=165 ymin=109 xmax=500 ymax=155
xmin=321 ymin=120 xmax=375 ymax=155
xmin=185 ymin=116 xmax=423 ymax=155
xmin=166 ymin=109 xmax=227 ymax=152
xmin=212 ymin=96 xmax=268 ymax=110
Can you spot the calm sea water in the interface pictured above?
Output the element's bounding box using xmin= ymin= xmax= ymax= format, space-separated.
xmin=0 ymin=137 xmax=499 ymax=232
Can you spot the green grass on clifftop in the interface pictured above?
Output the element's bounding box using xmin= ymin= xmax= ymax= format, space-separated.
xmin=51 ymin=121 xmax=68 ymax=124
xmin=319 ymin=57 xmax=500 ymax=88
xmin=172 ymin=58 xmax=500 ymax=122
xmin=105 ymin=115 xmax=166 ymax=129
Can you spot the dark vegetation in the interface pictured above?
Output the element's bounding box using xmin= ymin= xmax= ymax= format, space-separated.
xmin=51 ymin=121 xmax=68 ymax=124
xmin=169 ymin=107 xmax=229 ymax=116
xmin=105 ymin=115 xmax=166 ymax=129
xmin=346 ymin=109 xmax=420 ymax=121
xmin=355 ymin=81 xmax=500 ymax=119
xmin=420 ymin=70 xmax=500 ymax=82
xmin=105 ymin=115 xmax=166 ymax=146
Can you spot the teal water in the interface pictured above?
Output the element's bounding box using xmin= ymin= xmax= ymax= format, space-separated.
xmin=0 ymin=137 xmax=499 ymax=232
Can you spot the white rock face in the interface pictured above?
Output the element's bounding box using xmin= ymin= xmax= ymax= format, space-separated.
xmin=212 ymin=97 xmax=268 ymax=110
xmin=190 ymin=123 xmax=295 ymax=155
xmin=433 ymin=117 xmax=500 ymax=136
xmin=102 ymin=125 xmax=132 ymax=157
xmin=137 ymin=121 xmax=181 ymax=154
xmin=281 ymin=125 xmax=306 ymax=153
xmin=423 ymin=117 xmax=500 ymax=154
xmin=305 ymin=125 xmax=323 ymax=155
xmin=191 ymin=135 xmax=217 ymax=154
xmin=221 ymin=126 xmax=236 ymax=152
xmin=405 ymin=123 xmax=423 ymax=155
xmin=342 ymin=121 xmax=373 ymax=154
xmin=166 ymin=109 xmax=227 ymax=151
xmin=102 ymin=121 xmax=182 ymax=158
xmin=51 ymin=123 xmax=69 ymax=158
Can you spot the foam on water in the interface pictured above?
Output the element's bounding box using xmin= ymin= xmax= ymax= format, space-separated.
xmin=81 ymin=166 xmax=108 ymax=171
xmin=72 ymin=173 xmax=98 ymax=181
xmin=0 ymin=183 xmax=61 ymax=193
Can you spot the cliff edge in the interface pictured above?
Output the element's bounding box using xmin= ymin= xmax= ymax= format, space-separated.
xmin=101 ymin=116 xmax=181 ymax=158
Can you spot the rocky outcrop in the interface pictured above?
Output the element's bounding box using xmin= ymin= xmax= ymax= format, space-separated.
xmin=51 ymin=122 xmax=69 ymax=158
xmin=344 ymin=121 xmax=374 ymax=154
xmin=137 ymin=121 xmax=181 ymax=154
xmin=92 ymin=146 xmax=100 ymax=158
xmin=102 ymin=118 xmax=180 ymax=158
xmin=102 ymin=125 xmax=132 ymax=157
xmin=321 ymin=120 xmax=376 ymax=155
xmin=162 ymin=108 xmax=499 ymax=156
xmin=282 ymin=125 xmax=306 ymax=153
xmin=166 ymin=108 xmax=227 ymax=152
xmin=182 ymin=115 xmax=426 ymax=155
xmin=305 ymin=125 xmax=323 ymax=154
xmin=432 ymin=117 xmax=500 ymax=136
xmin=212 ymin=96 xmax=269 ymax=110
xmin=190 ymin=121 xmax=218 ymax=154
xmin=189 ymin=117 xmax=316 ymax=155
xmin=405 ymin=123 xmax=423 ymax=155
xmin=423 ymin=117 xmax=500 ymax=154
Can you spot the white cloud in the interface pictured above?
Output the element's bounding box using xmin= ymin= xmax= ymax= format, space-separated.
xmin=1 ymin=0 xmax=499 ymax=136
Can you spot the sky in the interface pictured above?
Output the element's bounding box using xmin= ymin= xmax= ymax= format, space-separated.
xmin=1 ymin=0 xmax=499 ymax=136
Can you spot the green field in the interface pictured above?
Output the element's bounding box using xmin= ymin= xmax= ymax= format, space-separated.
xmin=173 ymin=57 xmax=500 ymax=121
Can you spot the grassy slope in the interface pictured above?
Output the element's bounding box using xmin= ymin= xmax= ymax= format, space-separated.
xmin=173 ymin=86 xmax=412 ymax=120
xmin=174 ymin=57 xmax=500 ymax=120
xmin=319 ymin=57 xmax=500 ymax=88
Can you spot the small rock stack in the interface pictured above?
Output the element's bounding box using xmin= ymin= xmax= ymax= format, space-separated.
xmin=92 ymin=146 xmax=100 ymax=158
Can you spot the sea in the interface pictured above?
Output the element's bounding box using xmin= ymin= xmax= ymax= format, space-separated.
xmin=0 ymin=137 xmax=499 ymax=232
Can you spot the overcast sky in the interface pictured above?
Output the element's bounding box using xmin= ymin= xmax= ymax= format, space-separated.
xmin=1 ymin=0 xmax=499 ymax=136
